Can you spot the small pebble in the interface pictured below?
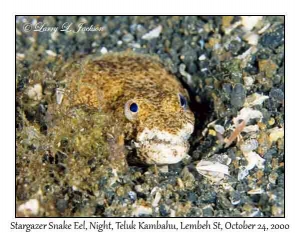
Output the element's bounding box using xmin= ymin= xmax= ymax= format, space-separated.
xmin=247 ymin=188 xmax=264 ymax=195
xmin=230 ymin=191 xmax=241 ymax=205
xmin=217 ymin=195 xmax=232 ymax=209
xmin=132 ymin=205 xmax=152 ymax=217
xmin=159 ymin=204 xmax=169 ymax=217
xmin=238 ymin=167 xmax=249 ymax=180
xmin=269 ymin=127 xmax=284 ymax=143
xmin=198 ymin=54 xmax=206 ymax=61
xmin=202 ymin=205 xmax=214 ymax=217
xmin=16 ymin=53 xmax=25 ymax=61
xmin=231 ymin=84 xmax=246 ymax=108
xmin=128 ymin=191 xmax=137 ymax=201
xmin=269 ymin=172 xmax=278 ymax=184
xmin=269 ymin=88 xmax=284 ymax=102
xmin=27 ymin=84 xmax=43 ymax=101
xmin=260 ymin=24 xmax=284 ymax=49
xmin=208 ymin=129 xmax=216 ymax=136
xmin=122 ymin=33 xmax=134 ymax=43
xmin=214 ymin=125 xmax=225 ymax=135
xmin=46 ymin=50 xmax=57 ymax=57
xmin=268 ymin=117 xmax=275 ymax=126
xmin=56 ymin=199 xmax=68 ymax=213
xmin=240 ymin=139 xmax=259 ymax=152
xmin=100 ymin=47 xmax=108 ymax=54
xmin=243 ymin=76 xmax=254 ymax=88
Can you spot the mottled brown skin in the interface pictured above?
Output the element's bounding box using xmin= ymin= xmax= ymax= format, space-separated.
xmin=62 ymin=52 xmax=195 ymax=165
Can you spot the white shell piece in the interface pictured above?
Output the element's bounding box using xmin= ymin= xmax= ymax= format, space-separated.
xmin=196 ymin=160 xmax=229 ymax=182
xmin=142 ymin=25 xmax=162 ymax=40
xmin=55 ymin=87 xmax=65 ymax=105
xmin=18 ymin=199 xmax=39 ymax=215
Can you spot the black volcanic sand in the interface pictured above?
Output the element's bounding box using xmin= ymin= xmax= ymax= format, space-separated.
xmin=16 ymin=16 xmax=284 ymax=217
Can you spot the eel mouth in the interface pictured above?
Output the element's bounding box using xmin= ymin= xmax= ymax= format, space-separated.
xmin=134 ymin=124 xmax=194 ymax=165
xmin=134 ymin=140 xmax=189 ymax=165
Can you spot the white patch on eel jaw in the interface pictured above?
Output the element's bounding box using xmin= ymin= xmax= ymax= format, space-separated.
xmin=135 ymin=123 xmax=194 ymax=165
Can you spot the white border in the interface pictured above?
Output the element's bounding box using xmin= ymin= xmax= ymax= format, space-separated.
xmin=1 ymin=0 xmax=298 ymax=232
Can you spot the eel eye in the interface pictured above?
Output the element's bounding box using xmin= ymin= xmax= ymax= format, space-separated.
xmin=125 ymin=100 xmax=139 ymax=121
xmin=130 ymin=103 xmax=138 ymax=112
xmin=178 ymin=94 xmax=187 ymax=109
